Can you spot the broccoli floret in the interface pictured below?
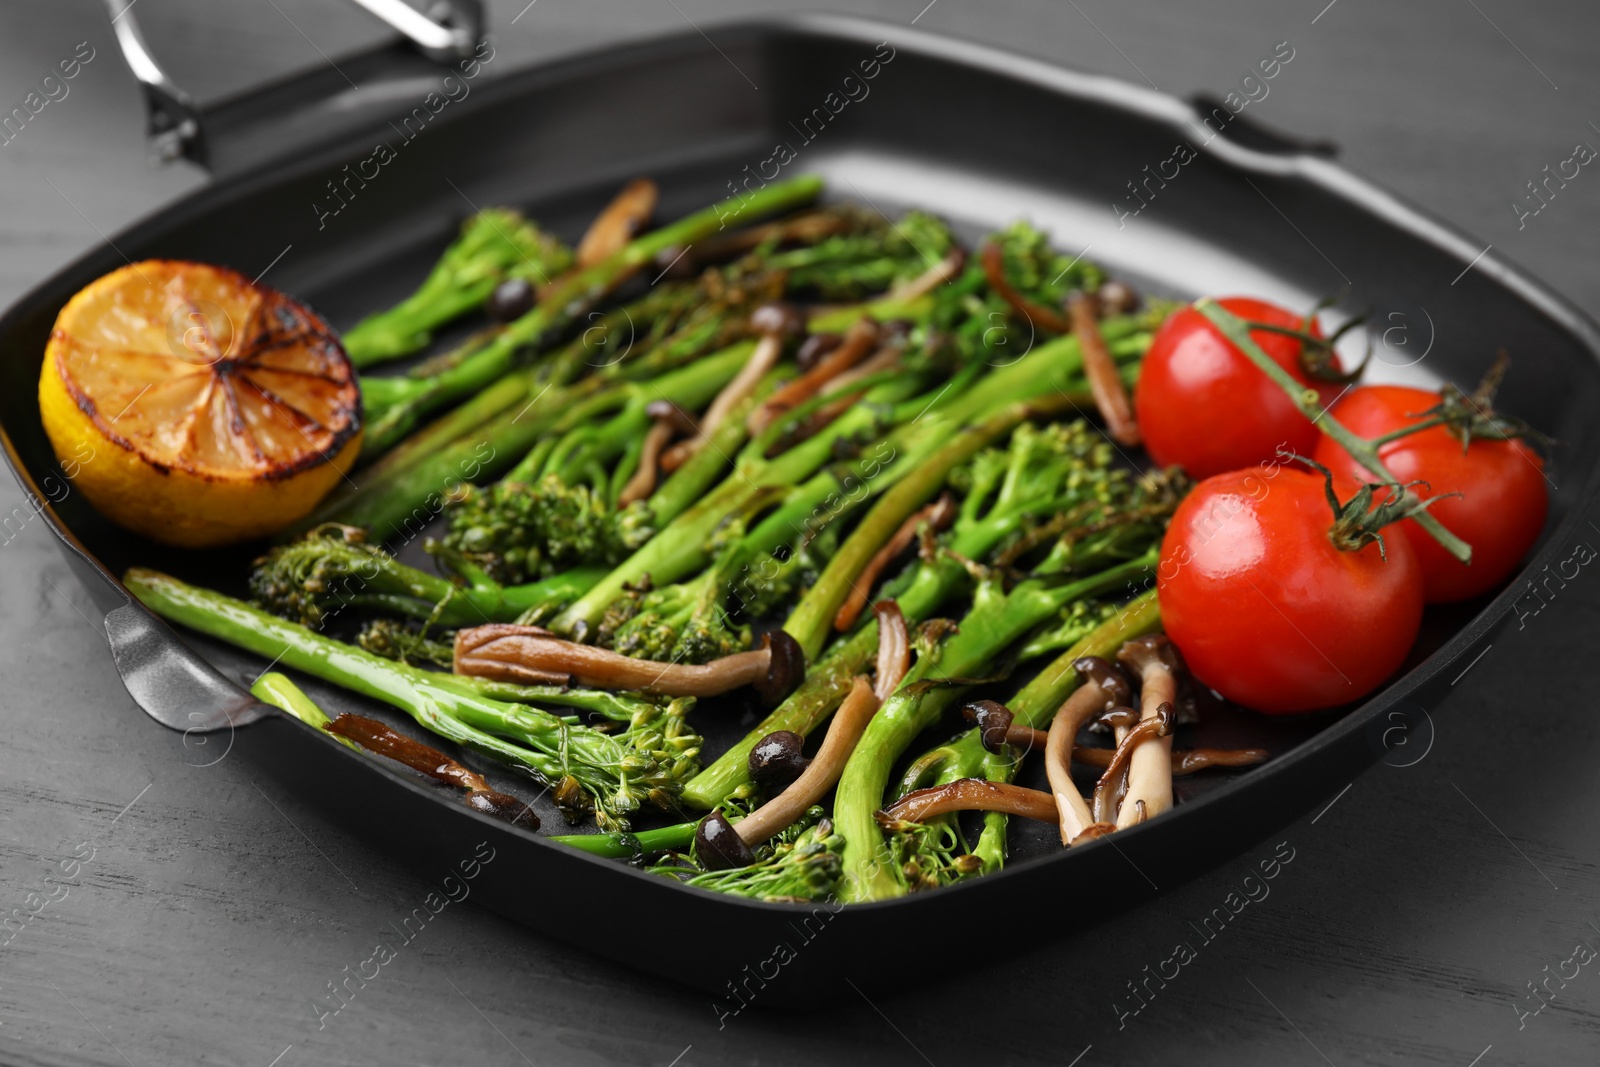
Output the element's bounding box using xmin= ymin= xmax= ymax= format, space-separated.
xmin=357 ymin=619 xmax=456 ymax=668
xmin=250 ymin=524 xmax=406 ymax=629
xmin=442 ymin=474 xmax=642 ymax=587
xmin=989 ymin=219 xmax=1105 ymax=309
xmin=650 ymin=810 xmax=845 ymax=903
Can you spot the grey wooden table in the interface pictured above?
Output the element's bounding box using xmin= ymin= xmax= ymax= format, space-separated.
xmin=3 ymin=1 xmax=1600 ymax=1064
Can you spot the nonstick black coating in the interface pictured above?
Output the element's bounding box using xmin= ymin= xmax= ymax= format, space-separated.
xmin=3 ymin=15 xmax=1598 ymax=998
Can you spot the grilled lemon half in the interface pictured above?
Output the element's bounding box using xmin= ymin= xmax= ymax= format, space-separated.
xmin=39 ymin=260 xmax=362 ymax=548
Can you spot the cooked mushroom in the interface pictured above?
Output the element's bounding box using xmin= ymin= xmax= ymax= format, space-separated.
xmin=888 ymin=247 xmax=968 ymax=301
xmin=1096 ymin=279 xmax=1141 ymax=315
xmin=962 ymin=699 xmax=1047 ymax=754
xmin=723 ymin=674 xmax=881 ymax=854
xmin=749 ymin=730 xmax=809 ymax=789
xmin=872 ymin=600 xmax=911 ymax=701
xmin=769 ymin=343 xmax=906 ymax=456
xmin=1073 ymin=745 xmax=1269 ymax=776
xmin=324 ymin=712 xmax=537 ymax=827
xmin=453 ymin=625 xmax=804 ymax=702
xmin=1113 ymin=635 xmax=1181 ymax=828
xmin=616 ymin=400 xmax=698 ymax=506
xmin=834 ymin=495 xmax=956 ymax=632
xmin=879 ymin=778 xmax=1057 ymax=825
xmin=575 ymin=177 xmax=659 ymax=267
xmin=1043 ymin=655 xmax=1133 ymax=846
xmin=694 ymin=809 xmax=755 ymax=869
xmin=1067 ymin=291 xmax=1141 ymax=447
xmin=980 ymin=240 xmax=1072 ymax=333
xmin=651 ymin=242 xmax=698 ymax=282
xmin=747 ymin=316 xmax=881 ymax=435
xmin=487 ymin=276 xmax=536 ymax=322
xmin=691 ymin=207 xmax=858 ymax=264
xmin=796 ymin=331 xmax=843 ymax=371
xmin=659 ymin=301 xmax=804 ymax=471
xmin=1090 ymin=701 xmax=1176 ymax=828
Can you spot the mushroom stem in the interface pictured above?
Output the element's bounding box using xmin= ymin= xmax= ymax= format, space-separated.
xmin=887 ymin=248 xmax=967 ymax=302
xmin=879 ymin=778 xmax=1057 ymax=825
xmin=323 ymin=712 xmax=536 ymax=826
xmin=660 ymin=332 xmax=785 ymax=472
xmin=747 ymin=317 xmax=881 ymax=435
xmin=1067 ymin=292 xmax=1141 ymax=447
xmin=1091 ymin=702 xmax=1175 ymax=828
xmin=872 ymin=601 xmax=911 ymax=701
xmin=1073 ymin=745 xmax=1270 ymax=776
xmin=1114 ymin=635 xmax=1180 ymax=829
xmin=835 ymin=495 xmax=956 ymax=632
xmin=616 ymin=401 xmax=696 ymax=506
xmin=574 ymin=177 xmax=659 ymax=268
xmin=734 ymin=675 xmax=880 ymax=846
xmin=980 ymin=241 xmax=1072 ymax=333
xmin=1044 ymin=664 xmax=1128 ymax=846
xmin=453 ymin=625 xmax=803 ymax=701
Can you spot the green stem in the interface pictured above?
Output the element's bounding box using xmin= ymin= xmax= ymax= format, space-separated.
xmin=1194 ymin=298 xmax=1471 ymax=563
xmin=250 ymin=672 xmax=363 ymax=751
xmin=551 ymin=822 xmax=698 ymax=858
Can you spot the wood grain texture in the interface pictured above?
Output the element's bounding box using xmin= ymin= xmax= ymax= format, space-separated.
xmin=2 ymin=0 xmax=1600 ymax=1063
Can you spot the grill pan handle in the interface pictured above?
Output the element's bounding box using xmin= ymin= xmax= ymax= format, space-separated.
xmin=1187 ymin=93 xmax=1339 ymax=159
xmin=102 ymin=0 xmax=485 ymax=174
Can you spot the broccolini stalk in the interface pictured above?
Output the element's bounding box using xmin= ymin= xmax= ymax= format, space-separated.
xmin=343 ymin=210 xmax=573 ymax=368
xmin=834 ymin=547 xmax=1163 ymax=903
xmin=125 ymin=569 xmax=700 ymax=830
xmin=322 ymin=288 xmax=941 ymax=545
xmin=251 ymin=523 xmax=607 ymax=627
xmin=681 ymin=419 xmax=1142 ymax=808
xmin=359 ymin=176 xmax=824 ymax=458
xmin=553 ymin=821 xmax=698 ymax=858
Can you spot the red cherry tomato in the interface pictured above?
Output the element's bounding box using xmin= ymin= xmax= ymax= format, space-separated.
xmin=1312 ymin=385 xmax=1548 ymax=603
xmin=1157 ymin=467 xmax=1425 ymax=714
xmin=1134 ymin=297 xmax=1340 ymax=480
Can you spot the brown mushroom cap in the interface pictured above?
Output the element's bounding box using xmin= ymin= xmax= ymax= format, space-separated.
xmin=754 ymin=630 xmax=805 ymax=705
xmin=749 ymin=301 xmax=808 ymax=340
xmin=796 ymin=331 xmax=843 ymax=371
xmin=1096 ymin=280 xmax=1141 ymax=315
xmin=962 ymin=699 xmax=1016 ymax=754
xmin=645 ymin=399 xmax=697 ymax=433
xmin=1071 ymin=655 xmax=1132 ymax=709
xmin=749 ymin=730 xmax=809 ymax=789
xmin=695 ymin=809 xmax=756 ymax=870
xmin=733 ymin=674 xmax=881 ymax=847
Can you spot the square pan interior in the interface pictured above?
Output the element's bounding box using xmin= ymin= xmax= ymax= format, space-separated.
xmin=4 ymin=15 xmax=1599 ymax=993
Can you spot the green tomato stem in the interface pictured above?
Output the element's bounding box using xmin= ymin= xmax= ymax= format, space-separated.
xmin=1193 ymin=298 xmax=1471 ymax=563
